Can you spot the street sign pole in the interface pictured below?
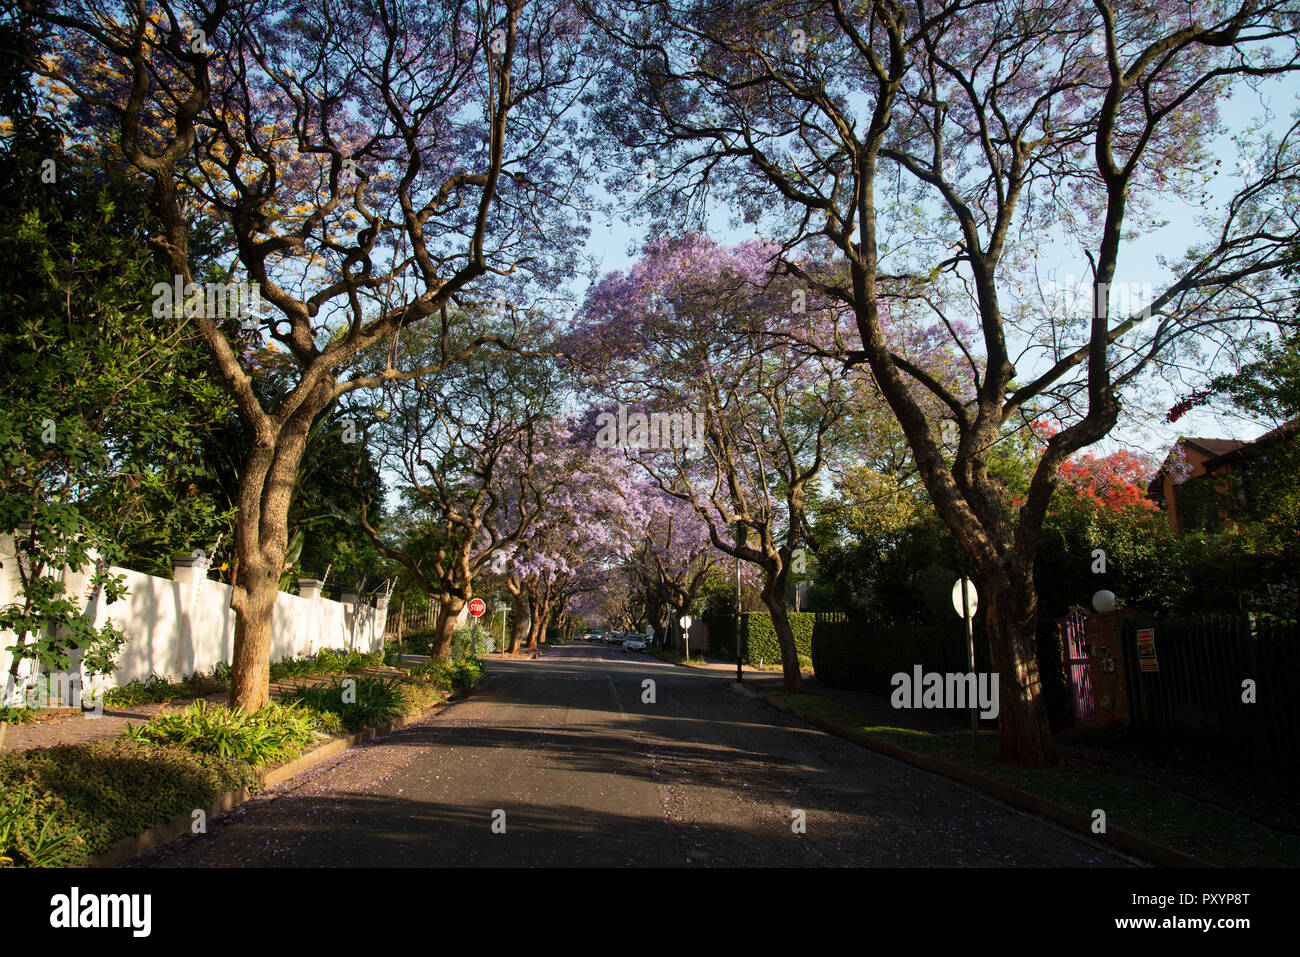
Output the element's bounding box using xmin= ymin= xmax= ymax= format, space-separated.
xmin=952 ymin=578 xmax=979 ymax=755
xmin=467 ymin=597 xmax=486 ymax=658
xmin=962 ymin=581 xmax=977 ymax=754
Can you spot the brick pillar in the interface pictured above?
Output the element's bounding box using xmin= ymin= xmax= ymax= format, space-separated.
xmin=1082 ymin=607 xmax=1148 ymax=728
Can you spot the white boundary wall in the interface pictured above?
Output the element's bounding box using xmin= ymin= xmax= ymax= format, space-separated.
xmin=0 ymin=533 xmax=387 ymax=703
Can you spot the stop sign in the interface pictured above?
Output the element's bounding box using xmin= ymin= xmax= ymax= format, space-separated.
xmin=468 ymin=598 xmax=487 ymax=618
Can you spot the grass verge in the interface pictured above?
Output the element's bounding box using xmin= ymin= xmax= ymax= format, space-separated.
xmin=647 ymin=648 xmax=711 ymax=666
xmin=766 ymin=690 xmax=1300 ymax=868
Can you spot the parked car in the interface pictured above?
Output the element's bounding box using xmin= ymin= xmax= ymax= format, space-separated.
xmin=608 ymin=632 xmax=625 ymax=644
xmin=624 ymin=634 xmax=647 ymax=651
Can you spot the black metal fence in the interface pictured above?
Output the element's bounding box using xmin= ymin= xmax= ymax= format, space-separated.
xmin=1120 ymin=615 xmax=1300 ymax=776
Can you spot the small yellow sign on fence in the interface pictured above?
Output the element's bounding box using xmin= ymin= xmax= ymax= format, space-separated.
xmin=1136 ymin=628 xmax=1159 ymax=672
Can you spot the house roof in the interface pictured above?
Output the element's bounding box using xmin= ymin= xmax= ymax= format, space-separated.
xmin=1148 ymin=436 xmax=1238 ymax=491
xmin=1182 ymin=437 xmax=1245 ymax=458
xmin=1148 ymin=419 xmax=1300 ymax=493
xmin=1202 ymin=417 xmax=1300 ymax=468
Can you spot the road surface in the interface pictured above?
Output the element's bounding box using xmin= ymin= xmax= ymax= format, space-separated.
xmin=130 ymin=644 xmax=1137 ymax=867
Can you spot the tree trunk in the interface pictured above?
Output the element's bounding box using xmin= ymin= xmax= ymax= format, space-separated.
xmin=228 ymin=560 xmax=280 ymax=711
xmin=227 ymin=383 xmax=324 ymax=712
xmin=507 ymin=601 xmax=528 ymax=654
xmin=432 ymin=594 xmax=465 ymax=660
xmin=983 ymin=571 xmax=1059 ymax=765
xmin=761 ymin=579 xmax=803 ymax=693
xmin=525 ymin=590 xmax=542 ymax=649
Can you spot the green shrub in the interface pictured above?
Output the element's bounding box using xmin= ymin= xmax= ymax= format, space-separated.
xmin=451 ymin=625 xmax=496 ymax=659
xmin=269 ymin=648 xmax=383 ymax=680
xmin=0 ymin=737 xmax=259 ymax=865
xmin=104 ymin=667 xmax=230 ymax=707
xmin=396 ymin=679 xmax=446 ymax=715
xmin=0 ymin=704 xmax=40 ymax=725
xmin=122 ymin=700 xmax=318 ymax=769
xmin=308 ymin=709 xmax=342 ymax=734
xmin=711 ymin=611 xmax=833 ymax=666
xmin=313 ymin=648 xmax=342 ymax=672
xmin=0 ymin=781 xmax=86 ymax=867
xmin=104 ymin=674 xmax=185 ymax=707
xmin=405 ymin=658 xmax=483 ymax=693
xmin=286 ymin=675 xmax=404 ymax=732
xmin=395 ymin=628 xmax=437 ymax=655
xmin=268 ymin=654 xmax=315 ymax=680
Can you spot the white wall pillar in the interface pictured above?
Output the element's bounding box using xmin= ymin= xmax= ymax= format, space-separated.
xmin=339 ymin=589 xmax=359 ymax=649
xmin=298 ymin=580 xmax=324 ymax=655
xmin=172 ymin=554 xmax=209 ymax=676
xmin=297 ymin=579 xmax=324 ymax=601
xmin=372 ymin=594 xmax=390 ymax=652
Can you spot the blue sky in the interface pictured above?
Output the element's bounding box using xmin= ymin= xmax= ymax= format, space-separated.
xmin=574 ymin=71 xmax=1299 ymax=469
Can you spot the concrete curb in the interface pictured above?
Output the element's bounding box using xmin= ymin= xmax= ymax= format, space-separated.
xmin=753 ymin=690 xmax=1211 ymax=869
xmin=90 ymin=695 xmax=465 ymax=868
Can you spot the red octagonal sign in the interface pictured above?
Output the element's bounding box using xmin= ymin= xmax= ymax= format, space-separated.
xmin=468 ymin=598 xmax=487 ymax=618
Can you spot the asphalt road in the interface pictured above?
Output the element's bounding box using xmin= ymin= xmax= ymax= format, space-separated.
xmin=130 ymin=643 xmax=1138 ymax=867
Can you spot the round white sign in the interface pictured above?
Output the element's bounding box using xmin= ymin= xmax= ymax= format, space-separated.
xmin=951 ymin=578 xmax=978 ymax=618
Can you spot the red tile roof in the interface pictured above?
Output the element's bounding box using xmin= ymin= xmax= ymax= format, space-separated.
xmin=1183 ymin=437 xmax=1245 ymax=457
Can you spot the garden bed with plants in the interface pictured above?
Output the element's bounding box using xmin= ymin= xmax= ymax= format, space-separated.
xmin=0 ymin=655 xmax=484 ymax=867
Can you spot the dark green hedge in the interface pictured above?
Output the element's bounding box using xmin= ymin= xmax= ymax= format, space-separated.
xmin=707 ymin=611 xmax=845 ymax=666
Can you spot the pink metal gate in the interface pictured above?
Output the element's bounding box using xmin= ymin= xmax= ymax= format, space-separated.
xmin=1063 ymin=606 xmax=1093 ymax=722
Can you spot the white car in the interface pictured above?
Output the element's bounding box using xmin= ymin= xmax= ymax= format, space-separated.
xmin=623 ymin=635 xmax=647 ymax=651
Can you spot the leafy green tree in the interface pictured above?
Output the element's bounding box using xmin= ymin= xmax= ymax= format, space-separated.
xmin=0 ymin=16 xmax=230 ymax=699
xmin=1210 ymin=326 xmax=1300 ymax=424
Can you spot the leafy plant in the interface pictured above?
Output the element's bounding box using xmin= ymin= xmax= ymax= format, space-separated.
xmin=405 ymin=658 xmax=483 ymax=694
xmin=0 ymin=781 xmax=86 ymax=868
xmin=286 ymin=675 xmax=403 ymax=732
xmin=122 ymin=701 xmax=317 ymax=769
xmin=268 ymin=648 xmax=383 ymax=681
xmin=103 ymin=667 xmax=230 ymax=707
xmin=104 ymin=674 xmax=186 ymax=707
xmin=0 ymin=704 xmax=39 ymax=725
xmin=0 ymin=737 xmax=259 ymax=864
